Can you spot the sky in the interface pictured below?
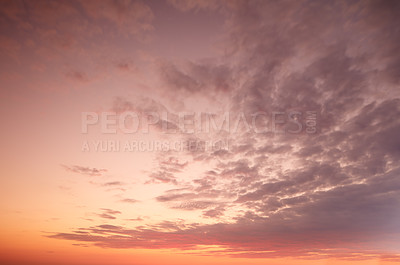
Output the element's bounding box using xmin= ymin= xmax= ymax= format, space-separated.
xmin=0 ymin=0 xmax=400 ymax=264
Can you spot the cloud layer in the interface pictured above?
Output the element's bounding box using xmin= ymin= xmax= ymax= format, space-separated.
xmin=2 ymin=0 xmax=398 ymax=262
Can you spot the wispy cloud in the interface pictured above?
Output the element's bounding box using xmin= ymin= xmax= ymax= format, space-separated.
xmin=62 ymin=165 xmax=107 ymax=177
xmin=96 ymin=208 xmax=122 ymax=220
xmin=119 ymin=198 xmax=139 ymax=204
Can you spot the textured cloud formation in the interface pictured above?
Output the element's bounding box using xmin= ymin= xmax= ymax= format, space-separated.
xmin=42 ymin=0 xmax=400 ymax=261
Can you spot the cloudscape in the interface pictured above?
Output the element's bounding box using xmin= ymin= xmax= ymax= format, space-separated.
xmin=1 ymin=0 xmax=400 ymax=264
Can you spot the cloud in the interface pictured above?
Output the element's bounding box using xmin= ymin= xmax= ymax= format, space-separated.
xmin=202 ymin=205 xmax=225 ymax=218
xmin=65 ymin=71 xmax=89 ymax=83
xmin=102 ymin=181 xmax=124 ymax=187
xmin=80 ymin=0 xmax=154 ymax=38
xmin=49 ymin=0 xmax=400 ymax=261
xmin=172 ymin=201 xmax=217 ymax=210
xmin=96 ymin=208 xmax=122 ymax=220
xmin=126 ymin=217 xmax=144 ymax=222
xmin=48 ymin=182 xmax=400 ymax=258
xmin=146 ymin=156 xmax=189 ymax=185
xmin=167 ymin=0 xmax=221 ymax=12
xmin=156 ymin=60 xmax=234 ymax=95
xmin=0 ymin=0 xmax=156 ymax=94
xmin=119 ymin=198 xmax=139 ymax=204
xmin=62 ymin=165 xmax=107 ymax=177
xmin=111 ymin=97 xmax=180 ymax=134
xmin=115 ymin=60 xmax=138 ymax=73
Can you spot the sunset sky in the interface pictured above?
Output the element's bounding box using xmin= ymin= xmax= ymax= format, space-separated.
xmin=1 ymin=0 xmax=400 ymax=264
